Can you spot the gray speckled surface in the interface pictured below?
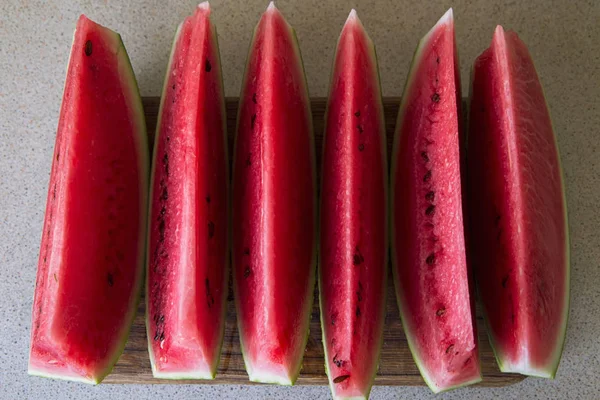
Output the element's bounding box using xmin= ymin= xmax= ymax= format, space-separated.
xmin=1 ymin=0 xmax=599 ymax=398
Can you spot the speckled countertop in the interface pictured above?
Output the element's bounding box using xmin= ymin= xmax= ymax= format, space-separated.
xmin=1 ymin=0 xmax=599 ymax=399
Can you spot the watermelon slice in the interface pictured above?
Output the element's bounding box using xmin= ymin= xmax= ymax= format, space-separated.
xmin=390 ymin=9 xmax=482 ymax=392
xmin=28 ymin=15 xmax=148 ymax=384
xmin=467 ymin=26 xmax=569 ymax=378
xmin=232 ymin=2 xmax=316 ymax=385
xmin=146 ymin=2 xmax=228 ymax=380
xmin=319 ymin=10 xmax=387 ymax=399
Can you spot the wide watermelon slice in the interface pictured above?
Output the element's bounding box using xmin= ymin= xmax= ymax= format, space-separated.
xmin=28 ymin=15 xmax=148 ymax=384
xmin=467 ymin=26 xmax=569 ymax=378
xmin=319 ymin=10 xmax=387 ymax=400
xmin=146 ymin=2 xmax=228 ymax=380
xmin=390 ymin=9 xmax=482 ymax=392
xmin=232 ymin=2 xmax=316 ymax=385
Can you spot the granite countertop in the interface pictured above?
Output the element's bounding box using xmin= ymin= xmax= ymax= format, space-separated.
xmin=1 ymin=0 xmax=598 ymax=398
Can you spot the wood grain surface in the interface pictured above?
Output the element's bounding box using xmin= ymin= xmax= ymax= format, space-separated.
xmin=104 ymin=97 xmax=525 ymax=387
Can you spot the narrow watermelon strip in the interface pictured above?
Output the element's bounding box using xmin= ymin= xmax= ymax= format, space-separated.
xmin=146 ymin=2 xmax=228 ymax=380
xmin=319 ymin=10 xmax=387 ymax=400
xmin=28 ymin=15 xmax=148 ymax=384
xmin=391 ymin=9 xmax=481 ymax=393
xmin=232 ymin=2 xmax=316 ymax=385
xmin=468 ymin=26 xmax=569 ymax=378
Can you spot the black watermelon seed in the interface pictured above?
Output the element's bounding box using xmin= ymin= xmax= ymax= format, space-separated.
xmin=426 ymin=253 xmax=435 ymax=265
xmin=423 ymin=170 xmax=432 ymax=182
xmin=205 ymin=59 xmax=212 ymax=72
xmin=426 ymin=205 xmax=436 ymax=216
xmin=426 ymin=191 xmax=435 ymax=202
xmin=421 ymin=151 xmax=429 ymax=162
xmin=333 ymin=354 xmax=345 ymax=367
xmin=208 ymin=221 xmax=215 ymax=239
xmin=432 ymin=92 xmax=440 ymax=103
xmin=353 ymin=247 xmax=364 ymax=265
xmin=84 ymin=40 xmax=92 ymax=56
xmin=354 ymin=111 xmax=360 ymax=117
xmin=244 ymin=266 xmax=251 ymax=278
xmin=333 ymin=375 xmax=350 ymax=384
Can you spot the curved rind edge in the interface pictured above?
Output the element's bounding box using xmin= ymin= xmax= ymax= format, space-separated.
xmin=233 ymin=8 xmax=316 ymax=386
xmin=320 ymin=14 xmax=387 ymax=400
xmin=475 ymin=27 xmax=570 ymax=379
xmin=390 ymin=11 xmax=482 ymax=393
xmin=29 ymin=17 xmax=148 ymax=385
xmin=146 ymin=20 xmax=183 ymax=379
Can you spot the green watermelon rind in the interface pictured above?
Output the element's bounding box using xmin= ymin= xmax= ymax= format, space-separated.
xmin=28 ymin=19 xmax=148 ymax=385
xmin=473 ymin=27 xmax=571 ymax=379
xmin=232 ymin=3 xmax=317 ymax=386
xmin=145 ymin=4 xmax=229 ymax=380
xmin=318 ymin=10 xmax=387 ymax=400
xmin=390 ymin=9 xmax=482 ymax=393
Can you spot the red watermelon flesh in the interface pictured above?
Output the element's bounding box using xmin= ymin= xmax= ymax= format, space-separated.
xmin=232 ymin=2 xmax=316 ymax=385
xmin=390 ymin=9 xmax=481 ymax=392
xmin=467 ymin=26 xmax=569 ymax=378
xmin=319 ymin=10 xmax=387 ymax=399
xmin=28 ymin=15 xmax=148 ymax=384
xmin=146 ymin=3 xmax=228 ymax=379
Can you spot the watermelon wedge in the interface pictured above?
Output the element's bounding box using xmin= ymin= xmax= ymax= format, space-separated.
xmin=319 ymin=10 xmax=387 ymax=399
xmin=467 ymin=26 xmax=569 ymax=378
xmin=28 ymin=15 xmax=148 ymax=384
xmin=146 ymin=2 xmax=228 ymax=380
xmin=232 ymin=2 xmax=316 ymax=385
xmin=390 ymin=9 xmax=482 ymax=392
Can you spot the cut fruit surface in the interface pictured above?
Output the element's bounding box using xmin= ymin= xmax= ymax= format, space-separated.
xmin=319 ymin=10 xmax=387 ymax=400
xmin=146 ymin=2 xmax=229 ymax=380
xmin=28 ymin=15 xmax=148 ymax=384
xmin=232 ymin=2 xmax=317 ymax=385
xmin=390 ymin=9 xmax=481 ymax=393
xmin=467 ymin=26 xmax=569 ymax=378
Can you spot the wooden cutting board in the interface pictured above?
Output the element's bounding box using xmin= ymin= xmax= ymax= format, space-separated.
xmin=104 ymin=97 xmax=524 ymax=387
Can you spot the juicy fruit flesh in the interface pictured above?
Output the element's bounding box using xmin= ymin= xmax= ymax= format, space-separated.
xmin=146 ymin=3 xmax=228 ymax=379
xmin=319 ymin=11 xmax=387 ymax=399
xmin=468 ymin=26 xmax=568 ymax=377
xmin=29 ymin=15 xmax=147 ymax=383
xmin=232 ymin=4 xmax=316 ymax=385
xmin=391 ymin=10 xmax=481 ymax=392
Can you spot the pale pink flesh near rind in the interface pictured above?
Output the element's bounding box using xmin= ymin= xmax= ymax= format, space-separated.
xmin=232 ymin=4 xmax=316 ymax=385
xmin=468 ymin=26 xmax=569 ymax=378
xmin=390 ymin=9 xmax=482 ymax=393
xmin=146 ymin=3 xmax=228 ymax=380
xmin=28 ymin=15 xmax=148 ymax=384
xmin=319 ymin=10 xmax=387 ymax=400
